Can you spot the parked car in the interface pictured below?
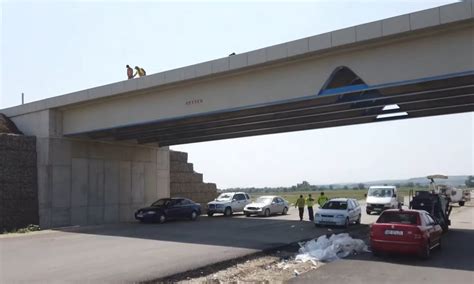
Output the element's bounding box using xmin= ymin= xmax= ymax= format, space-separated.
xmin=366 ymin=185 xmax=403 ymax=215
xmin=243 ymin=195 xmax=289 ymax=217
xmin=207 ymin=192 xmax=251 ymax=216
xmin=135 ymin=197 xmax=201 ymax=223
xmin=314 ymin=198 xmax=361 ymax=228
xmin=370 ymin=209 xmax=442 ymax=259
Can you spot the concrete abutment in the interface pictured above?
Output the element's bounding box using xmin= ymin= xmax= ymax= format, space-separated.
xmin=3 ymin=109 xmax=219 ymax=229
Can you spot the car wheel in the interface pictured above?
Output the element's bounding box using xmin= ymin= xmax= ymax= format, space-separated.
xmin=420 ymin=241 xmax=431 ymax=259
xmin=356 ymin=214 xmax=361 ymax=224
xmin=224 ymin=207 xmax=232 ymax=217
xmin=344 ymin=217 xmax=350 ymax=228
xmin=282 ymin=207 xmax=288 ymax=215
xmin=245 ymin=213 xmax=251 ymax=217
xmin=158 ymin=214 xmax=166 ymax=224
xmin=372 ymin=249 xmax=381 ymax=257
xmin=459 ymin=201 xmax=465 ymax=206
xmin=207 ymin=212 xmax=214 ymax=217
xmin=190 ymin=211 xmax=198 ymax=221
xmin=366 ymin=210 xmax=371 ymax=215
xmin=264 ymin=208 xmax=270 ymax=217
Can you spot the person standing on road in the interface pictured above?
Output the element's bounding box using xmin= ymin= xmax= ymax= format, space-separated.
xmin=295 ymin=195 xmax=305 ymax=221
xmin=306 ymin=194 xmax=315 ymax=221
xmin=317 ymin=192 xmax=329 ymax=207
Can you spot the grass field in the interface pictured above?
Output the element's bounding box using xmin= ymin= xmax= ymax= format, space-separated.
xmin=252 ymin=188 xmax=414 ymax=205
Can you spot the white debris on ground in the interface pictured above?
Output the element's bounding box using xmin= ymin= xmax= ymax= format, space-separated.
xmin=295 ymin=233 xmax=369 ymax=264
xmin=169 ymin=230 xmax=371 ymax=283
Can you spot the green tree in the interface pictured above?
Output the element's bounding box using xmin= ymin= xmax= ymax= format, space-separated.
xmin=358 ymin=183 xmax=365 ymax=190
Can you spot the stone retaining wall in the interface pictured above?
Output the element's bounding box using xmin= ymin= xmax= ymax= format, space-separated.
xmin=169 ymin=151 xmax=217 ymax=212
xmin=0 ymin=134 xmax=39 ymax=231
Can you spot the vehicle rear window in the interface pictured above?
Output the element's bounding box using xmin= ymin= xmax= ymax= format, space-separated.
xmin=377 ymin=212 xmax=419 ymax=225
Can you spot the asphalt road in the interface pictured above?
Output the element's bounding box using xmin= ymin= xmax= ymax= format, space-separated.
xmin=0 ymin=206 xmax=365 ymax=283
xmin=291 ymin=202 xmax=474 ymax=284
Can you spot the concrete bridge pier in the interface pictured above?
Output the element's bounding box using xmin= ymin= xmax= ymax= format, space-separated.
xmin=11 ymin=109 xmax=170 ymax=229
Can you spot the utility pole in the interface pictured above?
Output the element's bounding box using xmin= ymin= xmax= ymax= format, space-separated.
xmin=22 ymin=92 xmax=24 ymax=105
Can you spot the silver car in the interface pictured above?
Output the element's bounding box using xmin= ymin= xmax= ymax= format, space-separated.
xmin=244 ymin=195 xmax=289 ymax=217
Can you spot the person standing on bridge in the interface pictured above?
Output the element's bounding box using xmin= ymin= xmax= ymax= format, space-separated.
xmin=134 ymin=66 xmax=146 ymax=77
xmin=295 ymin=195 xmax=305 ymax=221
xmin=306 ymin=194 xmax=315 ymax=221
xmin=126 ymin=65 xmax=134 ymax=79
xmin=317 ymin=192 xmax=329 ymax=208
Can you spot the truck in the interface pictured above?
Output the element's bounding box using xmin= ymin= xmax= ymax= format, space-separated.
xmin=365 ymin=185 xmax=403 ymax=215
xmin=427 ymin=174 xmax=470 ymax=206
xmin=408 ymin=175 xmax=452 ymax=232
xmin=437 ymin=184 xmax=471 ymax=206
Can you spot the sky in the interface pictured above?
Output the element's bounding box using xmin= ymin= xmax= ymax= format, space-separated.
xmin=1 ymin=0 xmax=472 ymax=188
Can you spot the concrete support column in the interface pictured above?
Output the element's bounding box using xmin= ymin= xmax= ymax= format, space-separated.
xmin=11 ymin=109 xmax=171 ymax=229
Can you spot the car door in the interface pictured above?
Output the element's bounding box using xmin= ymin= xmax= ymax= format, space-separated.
xmin=233 ymin=194 xmax=246 ymax=211
xmin=426 ymin=213 xmax=442 ymax=244
xmin=270 ymin=197 xmax=279 ymax=213
xmin=347 ymin=200 xmax=356 ymax=221
xmin=353 ymin=199 xmax=361 ymax=217
xmin=245 ymin=194 xmax=251 ymax=206
xmin=180 ymin=199 xmax=193 ymax=217
xmin=165 ymin=199 xmax=181 ymax=219
xmin=276 ymin=197 xmax=285 ymax=212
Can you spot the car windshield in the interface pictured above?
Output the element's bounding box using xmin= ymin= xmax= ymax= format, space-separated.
xmin=368 ymin=188 xmax=393 ymax=197
xmin=151 ymin=199 xmax=170 ymax=207
xmin=322 ymin=201 xmax=347 ymax=210
xmin=255 ymin=197 xmax=273 ymax=204
xmin=377 ymin=212 xmax=419 ymax=225
xmin=216 ymin=193 xmax=233 ymax=201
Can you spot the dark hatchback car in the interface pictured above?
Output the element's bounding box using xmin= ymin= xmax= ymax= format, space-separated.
xmin=135 ymin=198 xmax=201 ymax=223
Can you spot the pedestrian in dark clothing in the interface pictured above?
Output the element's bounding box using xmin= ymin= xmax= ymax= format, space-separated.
xmin=295 ymin=195 xmax=305 ymax=221
xmin=126 ymin=65 xmax=134 ymax=79
xmin=306 ymin=194 xmax=315 ymax=221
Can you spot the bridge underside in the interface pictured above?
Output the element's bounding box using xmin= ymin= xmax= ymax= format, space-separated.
xmin=67 ymin=71 xmax=474 ymax=146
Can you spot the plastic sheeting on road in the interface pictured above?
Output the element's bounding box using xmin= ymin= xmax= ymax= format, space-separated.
xmin=295 ymin=233 xmax=369 ymax=264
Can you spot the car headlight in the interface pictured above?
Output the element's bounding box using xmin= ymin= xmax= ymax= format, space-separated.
xmin=315 ymin=213 xmax=320 ymax=216
xmin=384 ymin=203 xmax=392 ymax=207
xmin=146 ymin=211 xmax=156 ymax=215
xmin=216 ymin=204 xmax=224 ymax=208
xmin=335 ymin=214 xmax=345 ymax=218
xmin=366 ymin=203 xmax=371 ymax=206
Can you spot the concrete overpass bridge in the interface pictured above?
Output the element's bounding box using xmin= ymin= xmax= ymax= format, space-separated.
xmin=2 ymin=1 xmax=473 ymax=228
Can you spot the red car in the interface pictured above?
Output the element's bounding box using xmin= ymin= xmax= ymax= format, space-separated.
xmin=370 ymin=209 xmax=442 ymax=258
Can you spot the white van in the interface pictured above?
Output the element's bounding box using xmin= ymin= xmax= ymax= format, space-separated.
xmin=365 ymin=186 xmax=403 ymax=214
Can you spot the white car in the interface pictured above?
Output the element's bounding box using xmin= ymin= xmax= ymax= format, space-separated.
xmin=314 ymin=198 xmax=361 ymax=228
xmin=207 ymin=192 xmax=251 ymax=216
xmin=244 ymin=196 xmax=289 ymax=217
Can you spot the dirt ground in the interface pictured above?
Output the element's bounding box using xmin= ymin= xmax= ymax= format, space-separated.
xmin=157 ymin=244 xmax=321 ymax=284
xmin=156 ymin=228 xmax=370 ymax=284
